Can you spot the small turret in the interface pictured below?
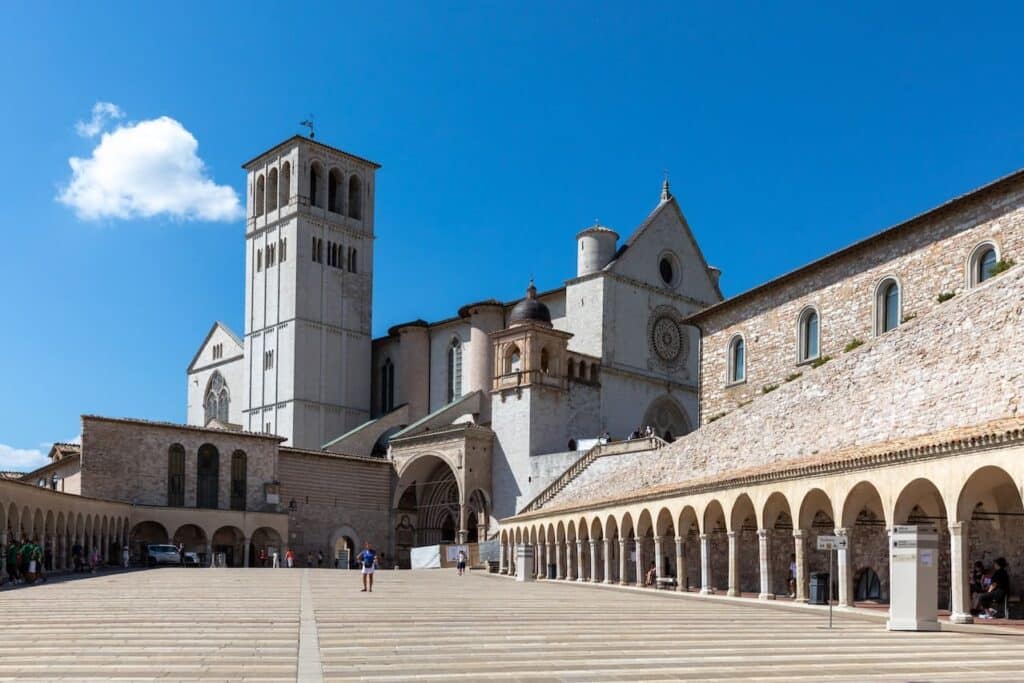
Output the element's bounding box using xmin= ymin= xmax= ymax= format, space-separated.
xmin=576 ymin=222 xmax=619 ymax=277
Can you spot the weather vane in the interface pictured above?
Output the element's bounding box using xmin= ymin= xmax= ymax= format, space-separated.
xmin=300 ymin=116 xmax=315 ymax=139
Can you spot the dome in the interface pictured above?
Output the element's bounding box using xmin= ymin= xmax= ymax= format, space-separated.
xmin=509 ymin=280 xmax=552 ymax=327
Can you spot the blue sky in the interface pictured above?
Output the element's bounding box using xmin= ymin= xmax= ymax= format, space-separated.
xmin=1 ymin=2 xmax=1021 ymax=469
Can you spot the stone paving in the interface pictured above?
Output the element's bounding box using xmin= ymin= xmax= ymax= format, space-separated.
xmin=2 ymin=568 xmax=1024 ymax=681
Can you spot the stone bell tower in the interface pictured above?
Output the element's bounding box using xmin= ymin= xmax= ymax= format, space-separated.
xmin=489 ymin=281 xmax=573 ymax=517
xmin=241 ymin=136 xmax=380 ymax=449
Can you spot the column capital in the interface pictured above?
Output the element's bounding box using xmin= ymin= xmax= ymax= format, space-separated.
xmin=948 ymin=520 xmax=969 ymax=534
xmin=589 ymin=539 xmax=599 ymax=548
xmin=757 ymin=528 xmax=769 ymax=539
xmin=792 ymin=528 xmax=807 ymax=539
xmin=726 ymin=530 xmax=737 ymax=540
xmin=835 ymin=527 xmax=851 ymax=537
xmin=674 ymin=536 xmax=684 ymax=545
xmin=654 ymin=535 xmax=665 ymax=544
xmin=618 ymin=538 xmax=628 ymax=548
xmin=699 ymin=533 xmax=709 ymax=541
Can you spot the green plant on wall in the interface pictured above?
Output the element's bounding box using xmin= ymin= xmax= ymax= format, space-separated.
xmin=844 ymin=338 xmax=864 ymax=352
xmin=990 ymin=258 xmax=1015 ymax=276
xmin=937 ymin=291 xmax=955 ymax=303
xmin=810 ymin=354 xmax=832 ymax=369
xmin=762 ymin=384 xmax=778 ymax=394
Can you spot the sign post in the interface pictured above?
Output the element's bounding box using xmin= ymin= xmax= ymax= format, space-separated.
xmin=816 ymin=534 xmax=848 ymax=629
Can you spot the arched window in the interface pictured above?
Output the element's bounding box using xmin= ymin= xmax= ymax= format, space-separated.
xmin=230 ymin=450 xmax=247 ymax=511
xmin=540 ymin=347 xmax=550 ymax=373
xmin=969 ymin=242 xmax=999 ymax=287
xmin=381 ymin=358 xmax=395 ymax=413
xmin=590 ymin=364 xmax=599 ymax=383
xmin=196 ymin=444 xmax=220 ymax=509
xmin=728 ymin=336 xmax=745 ymax=383
xmin=875 ymin=278 xmax=901 ymax=335
xmin=579 ymin=360 xmax=588 ymax=380
xmin=280 ymin=161 xmax=291 ymax=206
xmin=798 ymin=308 xmax=820 ymax=362
xmin=567 ymin=358 xmax=575 ymax=379
xmin=447 ymin=338 xmax=463 ymax=403
xmin=348 ymin=175 xmax=362 ymax=220
xmin=348 ymin=248 xmax=358 ymax=273
xmin=255 ymin=175 xmax=265 ymax=216
xmin=328 ymin=168 xmax=343 ymax=213
xmin=266 ymin=168 xmax=278 ymax=212
xmin=309 ymin=162 xmax=323 ymax=208
xmin=505 ymin=345 xmax=521 ymax=374
xmin=167 ymin=444 xmax=185 ymax=507
xmin=204 ymin=371 xmax=230 ymax=425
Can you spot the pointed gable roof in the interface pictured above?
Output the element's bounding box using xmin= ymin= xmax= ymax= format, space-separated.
xmin=186 ymin=321 xmax=244 ymax=373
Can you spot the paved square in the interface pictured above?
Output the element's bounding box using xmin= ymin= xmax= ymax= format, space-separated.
xmin=2 ymin=569 xmax=1023 ymax=681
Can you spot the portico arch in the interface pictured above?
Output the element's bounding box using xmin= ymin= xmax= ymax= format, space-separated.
xmin=894 ymin=477 xmax=950 ymax=609
xmin=762 ymin=492 xmax=795 ymax=597
xmin=394 ymin=453 xmax=464 ymax=548
xmin=841 ymin=481 xmax=889 ymax=603
xmin=729 ymin=494 xmax=759 ymax=595
xmin=798 ymin=488 xmax=835 ymax=593
xmin=212 ymin=526 xmax=245 ymax=567
xmin=172 ymin=524 xmax=207 ymax=564
xmin=957 ymin=466 xmax=1024 ymax=600
xmin=703 ymin=500 xmax=727 ymax=592
xmin=677 ymin=505 xmax=700 ymax=591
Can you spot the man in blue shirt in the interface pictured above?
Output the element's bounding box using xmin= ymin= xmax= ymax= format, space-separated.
xmin=358 ymin=542 xmax=378 ymax=592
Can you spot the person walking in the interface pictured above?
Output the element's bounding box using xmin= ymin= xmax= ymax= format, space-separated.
xmin=456 ymin=549 xmax=467 ymax=576
xmin=358 ymin=542 xmax=378 ymax=592
xmin=285 ymin=548 xmax=295 ymax=568
xmin=317 ymin=550 xmax=324 ymax=568
xmin=271 ymin=550 xmax=280 ymax=568
xmin=787 ymin=553 xmax=798 ymax=598
xmin=122 ymin=545 xmax=130 ymax=569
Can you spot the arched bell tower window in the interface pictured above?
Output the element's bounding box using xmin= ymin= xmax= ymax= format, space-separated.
xmin=204 ymin=371 xmax=230 ymax=425
xmin=328 ymin=168 xmax=343 ymax=213
xmin=309 ymin=162 xmax=323 ymax=208
xmin=280 ymin=161 xmax=291 ymax=206
xmin=254 ymin=175 xmax=265 ymax=217
xmin=266 ymin=168 xmax=278 ymax=212
xmin=447 ymin=338 xmax=463 ymax=403
xmin=540 ymin=347 xmax=550 ymax=374
xmin=348 ymin=175 xmax=362 ymax=220
xmin=505 ymin=345 xmax=521 ymax=374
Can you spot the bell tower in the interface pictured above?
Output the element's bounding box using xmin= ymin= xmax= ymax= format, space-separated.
xmin=241 ymin=136 xmax=380 ymax=449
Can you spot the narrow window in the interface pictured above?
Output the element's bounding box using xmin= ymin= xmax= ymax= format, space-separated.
xmin=281 ymin=161 xmax=291 ymax=206
xmin=167 ymin=444 xmax=185 ymax=507
xmin=540 ymin=347 xmax=550 ymax=373
xmin=255 ymin=175 xmax=265 ymax=216
xmin=309 ymin=163 xmax=322 ymax=207
xmin=729 ymin=336 xmax=745 ymax=383
xmin=349 ymin=248 xmax=358 ymax=273
xmin=204 ymin=371 xmax=229 ymax=424
xmin=799 ymin=309 xmax=819 ymax=362
xmin=876 ymin=279 xmax=900 ymax=334
xmin=567 ymin=358 xmax=575 ymax=379
xmin=230 ymin=450 xmax=247 ymax=511
xmin=257 ymin=248 xmax=262 ymax=272
xmin=506 ymin=345 xmax=521 ymax=374
xmin=447 ymin=338 xmax=463 ymax=403
xmin=196 ymin=444 xmax=219 ymax=509
xmin=267 ymin=168 xmax=278 ymax=212
xmin=977 ymin=247 xmax=997 ymax=285
xmin=312 ymin=236 xmax=317 ymax=262
xmin=348 ymin=175 xmax=362 ymax=220
xmin=381 ymin=358 xmax=395 ymax=413
xmin=280 ymin=238 xmax=287 ymax=262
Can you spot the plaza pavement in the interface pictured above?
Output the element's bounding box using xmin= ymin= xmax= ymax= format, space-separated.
xmin=2 ymin=568 xmax=1024 ymax=681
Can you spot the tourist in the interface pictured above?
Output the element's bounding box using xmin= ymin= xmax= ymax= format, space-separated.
xmin=317 ymin=549 xmax=324 ymax=567
xmin=90 ymin=547 xmax=101 ymax=573
xmin=787 ymin=553 xmax=797 ymax=598
xmin=976 ymin=557 xmax=1010 ymax=619
xmin=358 ymin=542 xmax=378 ymax=592
xmin=271 ymin=550 xmax=280 ymax=568
xmin=32 ymin=540 xmax=46 ymax=583
xmin=71 ymin=541 xmax=83 ymax=573
xmin=600 ymin=430 xmax=611 ymax=444
xmin=307 ymin=551 xmax=314 ymax=567
xmin=3 ymin=538 xmax=17 ymax=585
xmin=122 ymin=545 xmax=130 ymax=569
xmin=285 ymin=548 xmax=294 ymax=568
xmin=645 ymin=561 xmax=657 ymax=586
xmin=456 ymin=549 xmax=467 ymax=576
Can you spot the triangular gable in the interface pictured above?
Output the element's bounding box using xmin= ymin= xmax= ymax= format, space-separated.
xmin=605 ymin=195 xmax=723 ymax=303
xmin=186 ymin=321 xmax=244 ymax=373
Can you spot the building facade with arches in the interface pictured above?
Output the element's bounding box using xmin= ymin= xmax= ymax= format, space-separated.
xmin=500 ymin=170 xmax=1024 ymax=626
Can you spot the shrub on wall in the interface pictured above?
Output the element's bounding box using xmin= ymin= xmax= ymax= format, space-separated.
xmin=991 ymin=258 xmax=1016 ymax=276
xmin=810 ymin=354 xmax=832 ymax=369
xmin=844 ymin=338 xmax=865 ymax=352
xmin=937 ymin=291 xmax=956 ymax=303
xmin=762 ymin=384 xmax=778 ymax=394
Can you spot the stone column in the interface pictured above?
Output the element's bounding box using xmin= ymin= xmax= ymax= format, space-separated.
xmin=555 ymin=542 xmax=564 ymax=580
xmin=675 ymin=536 xmax=685 ymax=591
xmin=836 ymin=527 xmax=853 ymax=607
xmin=207 ymin=543 xmax=214 ymax=568
xmin=618 ymin=539 xmax=628 ymax=585
xmin=699 ymin=534 xmax=712 ymax=594
xmin=0 ymin=530 xmax=6 ymax=577
xmin=603 ymin=539 xmax=613 ymax=584
xmin=793 ymin=529 xmax=808 ymax=603
xmin=635 ymin=538 xmax=644 ymax=587
xmin=727 ymin=531 xmax=740 ymax=597
xmin=576 ymin=540 xmax=586 ymax=581
xmin=587 ymin=540 xmax=597 ymax=582
xmin=536 ymin=542 xmax=545 ymax=579
xmin=546 ymin=542 xmax=553 ymax=579
xmin=949 ymin=522 xmax=974 ymax=624
xmin=653 ymin=536 xmax=665 ymax=581
xmin=498 ymin=542 xmax=506 ymax=574
xmin=758 ymin=529 xmax=774 ymax=600
xmin=243 ymin=538 xmax=251 ymax=568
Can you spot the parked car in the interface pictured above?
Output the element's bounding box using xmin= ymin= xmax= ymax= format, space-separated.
xmin=183 ymin=551 xmax=200 ymax=566
xmin=146 ymin=544 xmax=181 ymax=566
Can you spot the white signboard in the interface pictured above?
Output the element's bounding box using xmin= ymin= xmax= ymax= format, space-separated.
xmin=817 ymin=535 xmax=848 ymax=550
xmin=446 ymin=545 xmax=469 ymax=562
xmin=411 ymin=545 xmax=441 ymax=569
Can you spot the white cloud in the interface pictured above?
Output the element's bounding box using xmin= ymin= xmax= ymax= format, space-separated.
xmin=75 ymin=101 xmax=124 ymax=138
xmin=0 ymin=444 xmax=48 ymax=473
xmin=59 ymin=105 xmax=243 ymax=222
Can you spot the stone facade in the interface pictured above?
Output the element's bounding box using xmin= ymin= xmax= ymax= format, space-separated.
xmin=692 ymin=171 xmax=1024 ymax=422
xmin=80 ymin=416 xmax=280 ymax=512
xmin=277 ymin=448 xmax=392 ymax=565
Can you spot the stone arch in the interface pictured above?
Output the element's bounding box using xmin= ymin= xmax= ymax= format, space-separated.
xmin=394 ymin=453 xmax=463 ymax=547
xmin=761 ymin=492 xmax=796 ymax=596
xmin=211 ymin=526 xmax=245 ymax=567
xmin=255 ymin=173 xmax=265 ymax=216
xmin=129 ymin=521 xmax=169 ymax=564
xmin=348 ymin=174 xmax=362 ymax=220
xmin=309 ymin=160 xmax=324 ymax=208
xmin=798 ymin=488 xmax=836 ymax=592
xmin=703 ymin=500 xmax=727 ymax=591
xmin=730 ymin=494 xmax=760 ymax=594
xmin=842 ymin=481 xmax=889 ymax=603
xmin=894 ymin=477 xmax=950 ymax=608
xmin=957 ymin=466 xmax=1024 ymax=592
xmin=677 ymin=505 xmax=700 ymax=591
xmin=266 ymin=167 xmax=278 ymax=212
xmin=327 ymin=167 xmax=344 ymax=213
xmin=248 ymin=526 xmax=282 ymax=567
xmin=642 ymin=395 xmax=691 ymax=443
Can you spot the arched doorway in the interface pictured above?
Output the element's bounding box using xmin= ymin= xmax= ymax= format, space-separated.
xmin=642 ymin=395 xmax=691 ymax=443
xmin=249 ymin=527 xmax=283 ymax=567
xmin=172 ymin=524 xmax=208 ymax=565
xmin=394 ymin=454 xmax=463 ymax=559
xmin=130 ymin=521 xmax=169 ymax=565
xmin=212 ymin=526 xmax=245 ymax=567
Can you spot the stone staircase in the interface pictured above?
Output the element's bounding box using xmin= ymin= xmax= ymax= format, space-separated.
xmin=520 ymin=436 xmax=665 ymax=514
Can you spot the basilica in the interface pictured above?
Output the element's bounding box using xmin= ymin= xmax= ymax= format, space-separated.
xmin=4 ymin=135 xmax=1024 ymax=623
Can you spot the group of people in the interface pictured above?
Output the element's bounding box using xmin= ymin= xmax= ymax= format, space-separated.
xmin=971 ymin=557 xmax=1012 ymax=619
xmin=626 ymin=425 xmax=656 ymax=441
xmin=3 ymin=537 xmax=47 ymax=586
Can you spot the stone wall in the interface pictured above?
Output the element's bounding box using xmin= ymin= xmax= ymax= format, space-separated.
xmin=277 ymin=448 xmax=392 ymax=564
xmin=546 ymin=263 xmax=1024 ymax=509
xmin=80 ymin=416 xmax=279 ymax=511
xmin=695 ymin=175 xmax=1024 ymax=422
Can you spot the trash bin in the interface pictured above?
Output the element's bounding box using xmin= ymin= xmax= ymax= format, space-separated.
xmin=547 ymin=564 xmax=557 ymax=580
xmin=809 ymin=572 xmax=830 ymax=605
